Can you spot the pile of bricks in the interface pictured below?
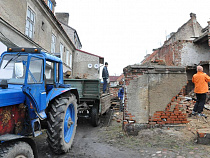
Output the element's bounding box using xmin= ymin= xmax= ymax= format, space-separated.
xmin=149 ymin=88 xmax=190 ymax=125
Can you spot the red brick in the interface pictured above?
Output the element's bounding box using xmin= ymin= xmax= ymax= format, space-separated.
xmin=165 ymin=113 xmax=171 ymax=116
xmin=170 ymin=116 xmax=177 ymax=118
xmin=161 ymin=116 xmax=168 ymax=119
xmin=174 ymin=121 xmax=181 ymax=124
xmin=156 ymin=111 xmax=164 ymax=113
xmin=153 ymin=118 xmax=158 ymax=121
xmin=178 ymin=116 xmax=186 ymax=119
xmin=154 ymin=113 xmax=161 ymax=116
xmin=181 ymin=121 xmax=190 ymax=124
xmin=156 ymin=118 xmax=162 ymax=121
xmin=198 ymin=132 xmax=205 ymax=138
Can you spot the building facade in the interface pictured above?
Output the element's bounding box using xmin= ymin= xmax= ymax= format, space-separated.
xmin=0 ymin=0 xmax=75 ymax=73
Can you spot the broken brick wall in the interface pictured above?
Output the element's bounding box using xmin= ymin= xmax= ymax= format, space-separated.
xmin=155 ymin=41 xmax=210 ymax=67
xmin=109 ymin=86 xmax=121 ymax=98
xmin=124 ymin=65 xmax=187 ymax=124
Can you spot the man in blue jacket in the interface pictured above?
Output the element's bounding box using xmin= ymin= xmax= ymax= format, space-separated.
xmin=118 ymin=85 xmax=124 ymax=112
xmin=102 ymin=62 xmax=109 ymax=93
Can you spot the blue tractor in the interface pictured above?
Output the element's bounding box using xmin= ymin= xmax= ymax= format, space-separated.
xmin=0 ymin=48 xmax=79 ymax=157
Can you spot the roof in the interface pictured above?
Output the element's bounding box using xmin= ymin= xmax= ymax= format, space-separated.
xmin=59 ymin=21 xmax=82 ymax=49
xmin=141 ymin=50 xmax=159 ymax=64
xmin=76 ymin=49 xmax=104 ymax=64
xmin=117 ymin=74 xmax=124 ymax=82
xmin=109 ymin=76 xmax=120 ymax=82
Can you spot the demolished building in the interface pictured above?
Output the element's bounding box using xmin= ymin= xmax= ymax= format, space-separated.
xmin=123 ymin=13 xmax=210 ymax=126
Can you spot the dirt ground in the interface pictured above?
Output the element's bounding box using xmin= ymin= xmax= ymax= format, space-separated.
xmin=35 ymin=109 xmax=210 ymax=158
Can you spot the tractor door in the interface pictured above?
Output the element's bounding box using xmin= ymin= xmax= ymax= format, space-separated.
xmin=23 ymin=55 xmax=46 ymax=116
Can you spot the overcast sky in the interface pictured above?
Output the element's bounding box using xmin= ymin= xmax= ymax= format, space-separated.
xmin=55 ymin=0 xmax=210 ymax=76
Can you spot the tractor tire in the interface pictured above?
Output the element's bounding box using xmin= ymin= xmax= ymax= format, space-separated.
xmin=47 ymin=94 xmax=77 ymax=154
xmin=0 ymin=141 xmax=34 ymax=158
xmin=91 ymin=106 xmax=100 ymax=127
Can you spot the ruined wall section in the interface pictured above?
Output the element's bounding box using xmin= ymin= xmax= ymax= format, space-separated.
xmin=124 ymin=65 xmax=187 ymax=124
xmin=156 ymin=40 xmax=210 ymax=67
xmin=126 ymin=74 xmax=149 ymax=123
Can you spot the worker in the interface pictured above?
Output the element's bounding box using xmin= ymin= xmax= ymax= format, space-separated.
xmin=192 ymin=65 xmax=210 ymax=118
xmin=118 ymin=85 xmax=124 ymax=112
xmin=102 ymin=62 xmax=109 ymax=93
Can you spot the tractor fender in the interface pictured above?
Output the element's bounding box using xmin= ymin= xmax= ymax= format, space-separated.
xmin=47 ymin=88 xmax=79 ymax=104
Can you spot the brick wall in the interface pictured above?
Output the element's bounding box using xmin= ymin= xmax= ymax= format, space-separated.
xmin=110 ymin=86 xmax=120 ymax=98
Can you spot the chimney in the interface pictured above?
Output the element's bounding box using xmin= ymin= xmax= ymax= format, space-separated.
xmin=190 ymin=13 xmax=196 ymax=19
xmin=55 ymin=13 xmax=69 ymax=25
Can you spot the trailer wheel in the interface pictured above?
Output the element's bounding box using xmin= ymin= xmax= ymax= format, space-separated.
xmin=0 ymin=141 xmax=34 ymax=158
xmin=47 ymin=94 xmax=77 ymax=154
xmin=91 ymin=106 xmax=100 ymax=127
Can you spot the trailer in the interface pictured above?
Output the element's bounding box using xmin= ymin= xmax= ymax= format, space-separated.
xmin=64 ymin=79 xmax=111 ymax=127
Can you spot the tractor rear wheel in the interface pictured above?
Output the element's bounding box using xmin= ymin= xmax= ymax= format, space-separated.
xmin=0 ymin=141 xmax=34 ymax=158
xmin=91 ymin=105 xmax=100 ymax=127
xmin=47 ymin=94 xmax=77 ymax=154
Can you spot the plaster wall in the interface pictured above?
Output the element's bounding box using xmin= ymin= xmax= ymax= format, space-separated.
xmin=181 ymin=42 xmax=210 ymax=66
xmin=126 ymin=75 xmax=149 ymax=123
xmin=73 ymin=50 xmax=100 ymax=79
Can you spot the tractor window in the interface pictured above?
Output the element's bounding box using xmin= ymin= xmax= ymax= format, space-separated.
xmin=27 ymin=57 xmax=43 ymax=84
xmin=0 ymin=54 xmax=27 ymax=84
xmin=45 ymin=61 xmax=54 ymax=84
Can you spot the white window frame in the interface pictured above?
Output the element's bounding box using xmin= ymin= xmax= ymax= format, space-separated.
xmin=51 ymin=34 xmax=56 ymax=54
xmin=25 ymin=7 xmax=35 ymax=39
xmin=60 ymin=43 xmax=64 ymax=61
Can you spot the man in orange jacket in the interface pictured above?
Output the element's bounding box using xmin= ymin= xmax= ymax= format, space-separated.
xmin=192 ymin=65 xmax=210 ymax=117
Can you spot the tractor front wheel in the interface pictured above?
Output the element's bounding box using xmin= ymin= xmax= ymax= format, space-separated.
xmin=0 ymin=141 xmax=34 ymax=158
xmin=47 ymin=94 xmax=77 ymax=154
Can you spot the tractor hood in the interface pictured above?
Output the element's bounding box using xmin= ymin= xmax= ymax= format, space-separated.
xmin=0 ymin=87 xmax=25 ymax=107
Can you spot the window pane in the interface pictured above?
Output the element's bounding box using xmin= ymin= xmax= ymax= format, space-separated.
xmin=69 ymin=54 xmax=72 ymax=68
xmin=25 ymin=20 xmax=30 ymax=36
xmin=27 ymin=9 xmax=30 ymax=19
xmin=66 ymin=50 xmax=69 ymax=64
xmin=60 ymin=43 xmax=63 ymax=60
xmin=28 ymin=57 xmax=43 ymax=83
xmin=31 ymin=12 xmax=34 ymax=22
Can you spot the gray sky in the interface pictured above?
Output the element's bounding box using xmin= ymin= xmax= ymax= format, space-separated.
xmin=55 ymin=0 xmax=210 ymax=76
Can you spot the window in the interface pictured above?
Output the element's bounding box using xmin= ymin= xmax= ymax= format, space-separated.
xmin=60 ymin=43 xmax=64 ymax=61
xmin=51 ymin=34 xmax=56 ymax=54
xmin=25 ymin=7 xmax=35 ymax=38
xmin=47 ymin=0 xmax=53 ymax=11
xmin=28 ymin=57 xmax=43 ymax=84
xmin=66 ymin=50 xmax=69 ymax=65
xmin=69 ymin=53 xmax=72 ymax=68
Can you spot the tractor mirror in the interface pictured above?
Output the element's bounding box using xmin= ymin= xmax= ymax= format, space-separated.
xmin=15 ymin=63 xmax=23 ymax=78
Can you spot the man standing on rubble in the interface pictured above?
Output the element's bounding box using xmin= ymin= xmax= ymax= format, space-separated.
xmin=192 ymin=65 xmax=210 ymax=117
xmin=102 ymin=62 xmax=109 ymax=93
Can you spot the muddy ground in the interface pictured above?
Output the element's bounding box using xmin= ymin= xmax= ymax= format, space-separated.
xmin=35 ymin=109 xmax=210 ymax=158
